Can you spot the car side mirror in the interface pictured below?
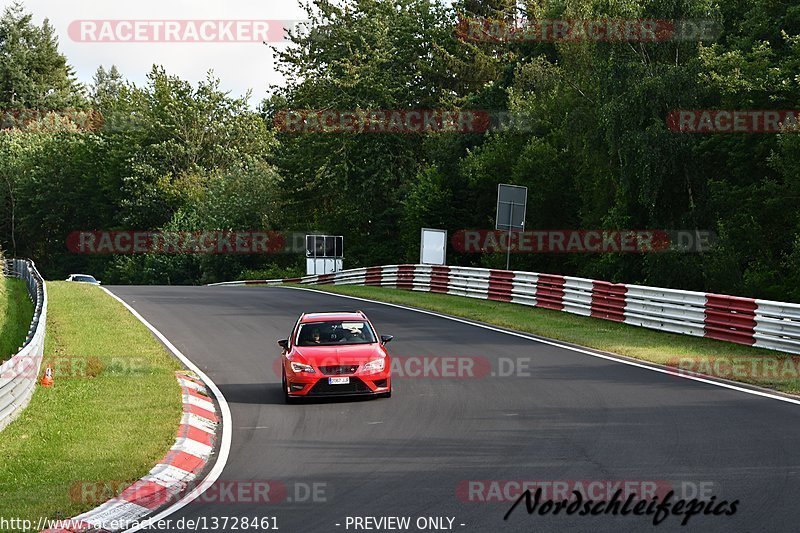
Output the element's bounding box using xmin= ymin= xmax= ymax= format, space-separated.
xmin=278 ymin=339 xmax=289 ymax=349
xmin=380 ymin=335 xmax=393 ymax=344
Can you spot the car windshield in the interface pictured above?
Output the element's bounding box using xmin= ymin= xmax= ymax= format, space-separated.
xmin=296 ymin=321 xmax=376 ymax=346
xmin=74 ymin=275 xmax=96 ymax=282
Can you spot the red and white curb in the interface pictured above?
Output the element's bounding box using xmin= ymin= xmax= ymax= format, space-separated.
xmin=42 ymin=371 xmax=218 ymax=533
xmin=40 ymin=287 xmax=232 ymax=533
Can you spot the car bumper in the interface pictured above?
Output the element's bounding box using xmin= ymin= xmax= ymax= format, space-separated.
xmin=286 ymin=372 xmax=391 ymax=397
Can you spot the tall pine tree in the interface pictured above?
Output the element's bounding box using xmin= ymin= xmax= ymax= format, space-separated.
xmin=0 ymin=1 xmax=85 ymax=110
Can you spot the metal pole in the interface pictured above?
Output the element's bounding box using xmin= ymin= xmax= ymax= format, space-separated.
xmin=505 ymin=204 xmax=513 ymax=271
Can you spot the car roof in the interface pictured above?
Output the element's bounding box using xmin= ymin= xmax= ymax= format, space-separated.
xmin=300 ymin=311 xmax=366 ymax=323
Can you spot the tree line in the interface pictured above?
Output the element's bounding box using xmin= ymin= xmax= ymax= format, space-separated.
xmin=0 ymin=0 xmax=799 ymax=300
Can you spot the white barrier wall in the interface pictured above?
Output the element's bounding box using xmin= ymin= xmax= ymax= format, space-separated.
xmin=210 ymin=264 xmax=800 ymax=355
xmin=0 ymin=259 xmax=47 ymax=431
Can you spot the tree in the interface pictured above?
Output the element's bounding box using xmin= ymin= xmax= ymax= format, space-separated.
xmin=0 ymin=1 xmax=85 ymax=109
xmin=269 ymin=0 xmax=501 ymax=266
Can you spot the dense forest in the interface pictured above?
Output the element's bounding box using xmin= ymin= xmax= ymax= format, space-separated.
xmin=0 ymin=0 xmax=799 ymax=300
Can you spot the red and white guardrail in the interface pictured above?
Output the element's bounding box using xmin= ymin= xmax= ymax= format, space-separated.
xmin=210 ymin=265 xmax=800 ymax=354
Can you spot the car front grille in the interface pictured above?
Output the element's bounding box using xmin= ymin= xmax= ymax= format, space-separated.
xmin=319 ymin=365 xmax=359 ymax=375
xmin=309 ymin=377 xmax=372 ymax=396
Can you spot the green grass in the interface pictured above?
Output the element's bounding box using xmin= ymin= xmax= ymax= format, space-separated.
xmin=0 ymin=278 xmax=34 ymax=362
xmin=0 ymin=282 xmax=182 ymax=525
xmin=297 ymin=284 xmax=800 ymax=395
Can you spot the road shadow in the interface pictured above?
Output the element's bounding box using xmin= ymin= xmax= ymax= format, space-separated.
xmin=217 ymin=382 xmax=385 ymax=405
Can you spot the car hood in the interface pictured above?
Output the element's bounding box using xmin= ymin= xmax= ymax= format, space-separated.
xmin=293 ymin=344 xmax=384 ymax=366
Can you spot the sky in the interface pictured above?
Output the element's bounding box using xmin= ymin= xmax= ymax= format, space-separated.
xmin=5 ymin=0 xmax=309 ymax=106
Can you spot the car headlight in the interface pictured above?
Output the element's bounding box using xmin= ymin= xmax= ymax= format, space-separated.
xmin=362 ymin=358 xmax=386 ymax=374
xmin=290 ymin=361 xmax=315 ymax=373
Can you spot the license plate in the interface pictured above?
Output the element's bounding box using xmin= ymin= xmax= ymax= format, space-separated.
xmin=328 ymin=377 xmax=350 ymax=385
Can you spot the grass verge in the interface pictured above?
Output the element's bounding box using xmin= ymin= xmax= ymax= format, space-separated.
xmin=0 ymin=278 xmax=34 ymax=362
xmin=296 ymin=284 xmax=800 ymax=395
xmin=0 ymin=282 xmax=182 ymax=523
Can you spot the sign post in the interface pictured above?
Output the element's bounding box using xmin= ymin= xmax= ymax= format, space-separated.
xmin=420 ymin=228 xmax=447 ymax=265
xmin=305 ymin=235 xmax=344 ymax=275
xmin=495 ymin=184 xmax=528 ymax=271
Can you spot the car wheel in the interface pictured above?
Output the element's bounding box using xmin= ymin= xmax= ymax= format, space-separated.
xmin=380 ymin=387 xmax=392 ymax=399
xmin=282 ymin=368 xmax=298 ymax=404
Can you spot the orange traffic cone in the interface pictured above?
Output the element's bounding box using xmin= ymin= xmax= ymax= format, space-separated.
xmin=41 ymin=366 xmax=54 ymax=387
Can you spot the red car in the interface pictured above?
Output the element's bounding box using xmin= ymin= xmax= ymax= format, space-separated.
xmin=278 ymin=311 xmax=393 ymax=403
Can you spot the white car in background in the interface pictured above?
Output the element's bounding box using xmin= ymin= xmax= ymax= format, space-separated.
xmin=65 ymin=274 xmax=101 ymax=285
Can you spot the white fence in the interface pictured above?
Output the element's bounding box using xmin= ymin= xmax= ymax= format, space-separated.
xmin=210 ymin=264 xmax=800 ymax=355
xmin=0 ymin=259 xmax=47 ymax=431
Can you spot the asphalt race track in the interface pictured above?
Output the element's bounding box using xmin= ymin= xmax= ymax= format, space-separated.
xmin=109 ymin=285 xmax=800 ymax=533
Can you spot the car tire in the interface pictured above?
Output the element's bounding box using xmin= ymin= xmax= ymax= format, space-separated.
xmin=380 ymin=387 xmax=392 ymax=399
xmin=282 ymin=369 xmax=299 ymax=404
